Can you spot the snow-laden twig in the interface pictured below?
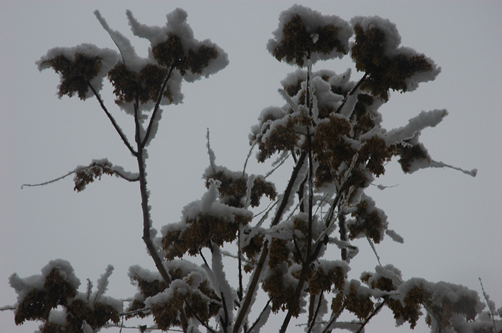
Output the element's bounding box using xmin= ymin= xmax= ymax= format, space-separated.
xmin=206 ymin=128 xmax=217 ymax=173
xmin=479 ymin=278 xmax=497 ymax=333
xmin=21 ymin=161 xmax=139 ymax=190
xmin=21 ymin=170 xmax=75 ymax=189
xmin=430 ymin=160 xmax=477 ymax=177
xmin=94 ymin=265 xmax=114 ymax=305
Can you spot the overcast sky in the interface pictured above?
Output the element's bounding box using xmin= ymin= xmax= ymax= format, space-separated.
xmin=1 ymin=1 xmax=501 ymax=332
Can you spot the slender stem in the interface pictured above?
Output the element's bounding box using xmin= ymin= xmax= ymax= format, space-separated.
xmin=307 ymin=292 xmax=324 ymax=333
xmin=321 ymin=304 xmax=346 ymax=333
xmin=308 ymin=294 xmax=316 ymax=328
xmin=339 ymin=212 xmax=347 ymax=261
xmin=132 ymin=88 xmax=188 ymax=333
xmin=220 ymin=290 xmax=229 ymax=333
xmin=233 ymin=240 xmax=269 ymax=333
xmin=141 ymin=65 xmax=175 ymax=148
xmin=88 ymin=84 xmax=137 ymax=156
xmin=233 ymin=151 xmax=307 ymax=333
xmin=335 ymin=72 xmax=368 ymax=114
xmin=245 ymin=299 xmax=271 ymax=333
xmin=279 ymin=240 xmax=324 ymax=333
xmin=306 ymin=125 xmax=314 ymax=267
xmin=183 ymin=300 xmax=218 ymax=333
xmin=355 ymin=300 xmax=386 ymax=333
xmin=238 ymin=230 xmax=244 ymax=302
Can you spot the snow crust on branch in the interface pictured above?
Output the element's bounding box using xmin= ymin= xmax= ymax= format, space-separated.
xmin=383 ymin=109 xmax=448 ymax=145
xmin=94 ymin=10 xmax=151 ymax=73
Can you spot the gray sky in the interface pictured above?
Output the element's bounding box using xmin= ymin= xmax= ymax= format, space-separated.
xmin=1 ymin=0 xmax=501 ymax=332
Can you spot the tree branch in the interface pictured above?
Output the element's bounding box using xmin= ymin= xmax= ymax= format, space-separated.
xmin=88 ymin=83 xmax=137 ymax=156
xmin=245 ymin=299 xmax=271 ymax=333
xmin=355 ymin=300 xmax=386 ymax=333
xmin=233 ymin=151 xmax=307 ymax=333
xmin=307 ymin=292 xmax=324 ymax=333
xmin=141 ymin=64 xmax=175 ymax=148
xmin=335 ymin=72 xmax=368 ymax=114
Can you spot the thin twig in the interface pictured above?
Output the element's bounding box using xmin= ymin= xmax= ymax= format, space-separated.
xmin=242 ymin=141 xmax=257 ymax=177
xmin=119 ymin=307 xmax=151 ymax=317
xmin=0 ymin=305 xmax=16 ymax=311
xmin=105 ymin=323 xmax=181 ymax=331
xmin=88 ymin=84 xmax=137 ymax=156
xmin=365 ymin=233 xmax=382 ymax=266
xmin=479 ymin=278 xmax=497 ymax=333
xmin=264 ymin=152 xmax=291 ymax=179
xmin=356 ymin=300 xmax=386 ymax=333
xmin=21 ymin=163 xmax=139 ymax=190
xmin=21 ymin=170 xmax=75 ymax=189
xmin=183 ymin=300 xmax=218 ymax=333
xmin=234 ymin=152 xmax=307 ymax=333
xmin=321 ymin=304 xmax=346 ymax=333
xmin=307 ymin=293 xmax=324 ymax=333
xmin=206 ymin=128 xmax=217 ymax=174
xmin=335 ymin=72 xmax=367 ymax=114
xmin=141 ymin=65 xmax=175 ymax=148
xmin=246 ymin=299 xmax=271 ymax=333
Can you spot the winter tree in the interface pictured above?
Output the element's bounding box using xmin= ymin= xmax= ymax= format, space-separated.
xmin=4 ymin=5 xmax=501 ymax=333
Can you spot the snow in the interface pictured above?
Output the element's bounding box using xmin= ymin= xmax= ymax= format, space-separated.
xmin=36 ymin=44 xmax=120 ymax=100
xmin=47 ymin=308 xmax=66 ymax=325
xmin=383 ymin=109 xmax=448 ymax=145
xmin=267 ymin=4 xmax=352 ymax=65
xmin=94 ymin=10 xmax=150 ymax=73
xmin=350 ymin=16 xmax=402 ymax=57
xmin=385 ymin=229 xmax=404 ymax=244
xmin=95 ymin=265 xmax=114 ymax=300
xmin=339 ymin=89 xmax=359 ymax=117
xmin=126 ymin=8 xmax=229 ymax=81
xmin=248 ymin=303 xmax=271 ymax=333
xmin=9 ymin=260 xmax=80 ymax=310
xmin=350 ymin=16 xmax=441 ymax=91
xmin=210 ymin=246 xmax=234 ymax=324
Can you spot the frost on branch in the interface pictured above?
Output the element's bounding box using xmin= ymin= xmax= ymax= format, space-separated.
xmin=9 ymin=260 xmax=121 ymax=332
xmin=37 ymin=44 xmax=119 ymax=100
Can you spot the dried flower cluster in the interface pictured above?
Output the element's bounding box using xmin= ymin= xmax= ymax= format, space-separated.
xmin=40 ymin=53 xmax=102 ymax=100
xmin=10 ymin=261 xmax=120 ymax=332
